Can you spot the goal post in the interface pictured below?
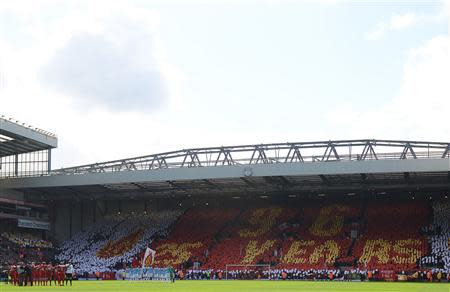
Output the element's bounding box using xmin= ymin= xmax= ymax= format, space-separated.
xmin=225 ymin=264 xmax=272 ymax=280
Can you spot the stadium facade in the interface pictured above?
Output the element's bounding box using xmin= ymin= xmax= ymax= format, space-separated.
xmin=1 ymin=117 xmax=450 ymax=281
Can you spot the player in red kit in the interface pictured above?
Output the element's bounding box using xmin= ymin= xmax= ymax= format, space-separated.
xmin=56 ymin=264 xmax=65 ymax=286
xmin=55 ymin=264 xmax=60 ymax=285
xmin=31 ymin=263 xmax=37 ymax=286
xmin=10 ymin=265 xmax=17 ymax=286
xmin=46 ymin=263 xmax=53 ymax=286
xmin=39 ymin=263 xmax=45 ymax=286
xmin=60 ymin=264 xmax=67 ymax=285
xmin=36 ymin=263 xmax=42 ymax=286
xmin=53 ymin=264 xmax=59 ymax=286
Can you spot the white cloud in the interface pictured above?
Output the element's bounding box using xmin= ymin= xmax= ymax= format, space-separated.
xmin=446 ymin=0 xmax=450 ymax=33
xmin=445 ymin=0 xmax=450 ymax=14
xmin=366 ymin=22 xmax=388 ymax=41
xmin=40 ymin=21 xmax=168 ymax=112
xmin=329 ymin=35 xmax=450 ymax=140
xmin=366 ymin=0 xmax=449 ymax=41
xmin=0 ymin=1 xmax=186 ymax=167
xmin=366 ymin=12 xmax=418 ymax=40
xmin=1 ymin=0 xmax=449 ymax=169
xmin=390 ymin=12 xmax=418 ymax=30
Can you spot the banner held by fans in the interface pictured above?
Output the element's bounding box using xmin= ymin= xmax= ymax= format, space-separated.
xmin=142 ymin=246 xmax=156 ymax=268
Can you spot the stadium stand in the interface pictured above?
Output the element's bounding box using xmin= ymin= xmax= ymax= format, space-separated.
xmin=140 ymin=197 xmax=443 ymax=274
xmin=278 ymin=202 xmax=360 ymax=270
xmin=201 ymin=203 xmax=359 ymax=270
xmin=0 ymin=229 xmax=53 ymax=264
xmin=420 ymin=200 xmax=450 ymax=271
xmin=50 ymin=195 xmax=449 ymax=280
xmin=0 ymin=236 xmax=19 ymax=264
xmin=56 ymin=210 xmax=182 ymax=273
xmin=2 ymin=120 xmax=448 ymax=284
xmin=1 ymin=231 xmax=53 ymax=249
xmin=353 ymin=200 xmax=429 ymax=272
xmin=202 ymin=206 xmax=295 ymax=270
xmin=0 ymin=196 xmax=436 ymax=279
xmin=151 ymin=207 xmax=242 ymax=269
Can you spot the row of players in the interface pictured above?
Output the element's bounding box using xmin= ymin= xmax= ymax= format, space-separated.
xmin=6 ymin=262 xmax=74 ymax=286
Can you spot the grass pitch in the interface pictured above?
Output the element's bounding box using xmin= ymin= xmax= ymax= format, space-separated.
xmin=0 ymin=280 xmax=448 ymax=292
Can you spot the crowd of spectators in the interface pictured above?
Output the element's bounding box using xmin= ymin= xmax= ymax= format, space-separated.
xmin=56 ymin=210 xmax=182 ymax=274
xmin=353 ymin=201 xmax=429 ymax=272
xmin=0 ymin=230 xmax=53 ymax=266
xmin=0 ymin=237 xmax=19 ymax=264
xmin=1 ymin=231 xmax=53 ymax=249
xmin=202 ymin=203 xmax=360 ymax=270
xmin=420 ymin=201 xmax=450 ymax=272
xmin=150 ymin=199 xmax=446 ymax=277
xmin=177 ymin=267 xmax=449 ymax=282
xmin=151 ymin=207 xmax=241 ymax=269
xmin=50 ymin=196 xmax=449 ymax=281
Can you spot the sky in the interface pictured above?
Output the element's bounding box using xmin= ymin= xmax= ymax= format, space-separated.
xmin=0 ymin=0 xmax=449 ymax=168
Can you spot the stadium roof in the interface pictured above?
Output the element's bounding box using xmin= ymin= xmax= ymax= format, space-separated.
xmin=0 ymin=116 xmax=57 ymax=157
xmin=1 ymin=139 xmax=449 ymax=201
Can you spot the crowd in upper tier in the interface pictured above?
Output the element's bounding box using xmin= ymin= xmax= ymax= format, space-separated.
xmin=0 ymin=230 xmax=53 ymax=266
xmin=1 ymin=232 xmax=53 ymax=249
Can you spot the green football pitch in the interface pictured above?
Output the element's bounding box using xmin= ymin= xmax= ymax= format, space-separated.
xmin=0 ymin=281 xmax=448 ymax=292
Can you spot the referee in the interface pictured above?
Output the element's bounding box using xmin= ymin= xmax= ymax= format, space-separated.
xmin=65 ymin=263 xmax=74 ymax=286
